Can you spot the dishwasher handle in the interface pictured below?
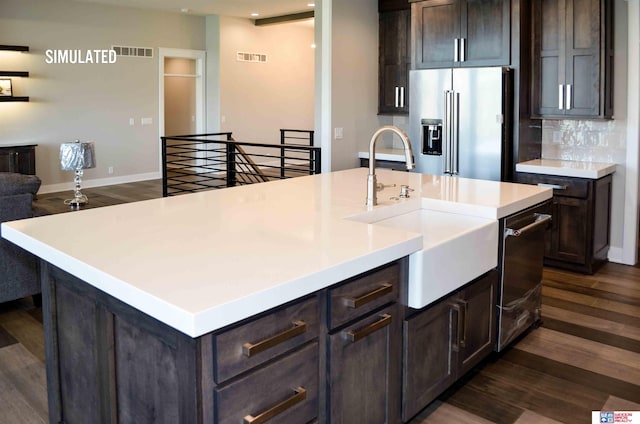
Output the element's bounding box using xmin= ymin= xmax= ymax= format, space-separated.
xmin=505 ymin=213 xmax=552 ymax=238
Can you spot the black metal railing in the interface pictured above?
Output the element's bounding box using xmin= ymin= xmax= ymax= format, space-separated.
xmin=161 ymin=132 xmax=321 ymax=197
xmin=280 ymin=129 xmax=315 ymax=179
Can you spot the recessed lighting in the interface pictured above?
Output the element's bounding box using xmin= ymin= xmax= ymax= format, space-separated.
xmin=307 ymin=3 xmax=315 ymax=7
xmin=250 ymin=12 xmax=259 ymax=17
xmin=180 ymin=8 xmax=190 ymax=13
xmin=311 ymin=43 xmax=316 ymax=49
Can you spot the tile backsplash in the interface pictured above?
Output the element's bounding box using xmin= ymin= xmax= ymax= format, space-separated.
xmin=541 ymin=119 xmax=626 ymax=164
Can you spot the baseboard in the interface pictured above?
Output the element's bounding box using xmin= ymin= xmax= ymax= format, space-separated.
xmin=39 ymin=171 xmax=161 ymax=194
xmin=607 ymin=246 xmax=637 ymax=266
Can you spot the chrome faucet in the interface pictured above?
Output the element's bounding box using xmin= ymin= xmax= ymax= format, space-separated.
xmin=366 ymin=126 xmax=415 ymax=206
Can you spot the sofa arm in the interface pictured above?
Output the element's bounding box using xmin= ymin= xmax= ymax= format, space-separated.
xmin=0 ymin=193 xmax=34 ymax=223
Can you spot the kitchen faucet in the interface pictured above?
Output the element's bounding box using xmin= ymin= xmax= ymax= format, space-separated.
xmin=366 ymin=126 xmax=415 ymax=206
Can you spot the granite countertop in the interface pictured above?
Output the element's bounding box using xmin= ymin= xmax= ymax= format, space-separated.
xmin=2 ymin=168 xmax=551 ymax=337
xmin=516 ymin=159 xmax=616 ymax=179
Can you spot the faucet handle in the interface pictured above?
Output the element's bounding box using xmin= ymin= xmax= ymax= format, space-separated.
xmin=399 ymin=185 xmax=414 ymax=198
xmin=376 ymin=183 xmax=396 ymax=192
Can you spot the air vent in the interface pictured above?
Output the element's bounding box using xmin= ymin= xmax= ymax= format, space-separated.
xmin=236 ymin=52 xmax=268 ymax=63
xmin=112 ymin=46 xmax=153 ymax=58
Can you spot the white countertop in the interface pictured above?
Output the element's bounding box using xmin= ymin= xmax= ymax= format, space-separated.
xmin=1 ymin=168 xmax=551 ymax=337
xmin=0 ymin=141 xmax=37 ymax=147
xmin=358 ymin=148 xmax=407 ymax=162
xmin=516 ymin=159 xmax=616 ymax=179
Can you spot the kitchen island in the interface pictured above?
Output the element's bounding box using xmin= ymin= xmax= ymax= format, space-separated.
xmin=2 ymin=167 xmax=551 ymax=423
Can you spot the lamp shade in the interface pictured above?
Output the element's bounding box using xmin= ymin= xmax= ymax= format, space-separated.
xmin=60 ymin=140 xmax=96 ymax=171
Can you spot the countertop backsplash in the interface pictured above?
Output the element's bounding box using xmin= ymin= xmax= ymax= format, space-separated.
xmin=541 ymin=119 xmax=626 ymax=164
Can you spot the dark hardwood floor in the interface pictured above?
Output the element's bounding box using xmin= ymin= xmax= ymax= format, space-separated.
xmin=1 ymin=180 xmax=639 ymax=423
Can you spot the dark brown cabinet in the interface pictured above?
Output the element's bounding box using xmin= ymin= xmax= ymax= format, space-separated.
xmin=410 ymin=0 xmax=510 ymax=69
xmin=515 ymin=172 xmax=613 ymax=274
xmin=379 ymin=8 xmax=411 ymax=114
xmin=327 ymin=262 xmax=402 ymax=423
xmin=0 ymin=145 xmax=36 ymax=175
xmin=531 ymin=0 xmax=613 ymax=118
xmin=402 ymin=271 xmax=497 ymax=421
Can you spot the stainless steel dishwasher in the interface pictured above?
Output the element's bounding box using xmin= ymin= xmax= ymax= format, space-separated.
xmin=496 ymin=201 xmax=552 ymax=351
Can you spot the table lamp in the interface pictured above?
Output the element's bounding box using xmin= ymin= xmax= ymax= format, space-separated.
xmin=60 ymin=140 xmax=96 ymax=207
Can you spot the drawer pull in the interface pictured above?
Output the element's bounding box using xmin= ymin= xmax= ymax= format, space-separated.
xmin=243 ymin=386 xmax=307 ymax=424
xmin=347 ymin=314 xmax=392 ymax=343
xmin=243 ymin=321 xmax=307 ymax=357
xmin=344 ymin=282 xmax=393 ymax=309
xmin=537 ymin=183 xmax=567 ymax=190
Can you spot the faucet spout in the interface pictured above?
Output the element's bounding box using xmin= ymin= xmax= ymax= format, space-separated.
xmin=366 ymin=126 xmax=415 ymax=206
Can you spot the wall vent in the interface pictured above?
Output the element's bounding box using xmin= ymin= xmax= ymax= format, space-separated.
xmin=112 ymin=46 xmax=154 ymax=58
xmin=236 ymin=52 xmax=268 ymax=63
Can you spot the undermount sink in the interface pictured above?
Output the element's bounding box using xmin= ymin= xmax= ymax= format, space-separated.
xmin=373 ymin=209 xmax=498 ymax=309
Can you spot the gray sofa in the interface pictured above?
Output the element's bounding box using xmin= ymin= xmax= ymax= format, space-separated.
xmin=0 ymin=172 xmax=42 ymax=305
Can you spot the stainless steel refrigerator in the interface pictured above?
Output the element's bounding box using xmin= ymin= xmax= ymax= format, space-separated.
xmin=408 ymin=67 xmax=513 ymax=181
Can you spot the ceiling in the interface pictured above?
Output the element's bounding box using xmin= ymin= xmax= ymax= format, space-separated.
xmin=70 ymin=0 xmax=315 ymax=19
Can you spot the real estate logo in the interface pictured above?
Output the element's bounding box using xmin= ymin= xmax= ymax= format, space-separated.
xmin=594 ymin=411 xmax=637 ymax=423
xmin=45 ymin=49 xmax=117 ymax=64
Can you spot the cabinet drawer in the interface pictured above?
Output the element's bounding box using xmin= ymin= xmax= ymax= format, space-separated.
xmin=213 ymin=296 xmax=319 ymax=383
xmin=215 ymin=342 xmax=319 ymax=424
xmin=328 ymin=262 xmax=400 ymax=330
xmin=516 ymin=173 xmax=590 ymax=198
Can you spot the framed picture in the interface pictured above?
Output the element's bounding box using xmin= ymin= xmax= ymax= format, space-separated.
xmin=0 ymin=79 xmax=12 ymax=97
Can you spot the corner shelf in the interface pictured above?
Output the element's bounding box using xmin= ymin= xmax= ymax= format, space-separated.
xmin=0 ymin=45 xmax=30 ymax=102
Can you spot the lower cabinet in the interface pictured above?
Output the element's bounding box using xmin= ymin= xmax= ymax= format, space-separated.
xmin=515 ymin=172 xmax=613 ymax=274
xmin=402 ymin=271 xmax=497 ymax=421
xmin=0 ymin=144 xmax=37 ymax=175
xmin=328 ymin=304 xmax=402 ymax=424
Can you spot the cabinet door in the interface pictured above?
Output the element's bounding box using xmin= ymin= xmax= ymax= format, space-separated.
xmin=14 ymin=146 xmax=36 ymax=175
xmin=379 ymin=9 xmax=411 ymax=114
xmin=456 ymin=271 xmax=497 ymax=376
xmin=0 ymin=149 xmax=16 ymax=172
xmin=402 ymin=299 xmax=456 ymax=421
xmin=547 ymin=195 xmax=589 ymax=265
xmin=532 ymin=0 xmax=606 ymax=117
xmin=412 ymin=0 xmax=460 ymax=69
xmin=460 ymin=0 xmax=510 ymax=66
xmin=329 ymin=304 xmax=401 ymax=424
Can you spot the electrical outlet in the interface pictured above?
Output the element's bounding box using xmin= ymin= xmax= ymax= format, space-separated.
xmin=129 ymin=118 xmax=135 ymax=126
xmin=108 ymin=166 xmax=114 ymax=175
xmin=334 ymin=127 xmax=343 ymax=139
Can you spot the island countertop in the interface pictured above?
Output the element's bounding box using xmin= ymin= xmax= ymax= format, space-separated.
xmin=1 ymin=168 xmax=551 ymax=337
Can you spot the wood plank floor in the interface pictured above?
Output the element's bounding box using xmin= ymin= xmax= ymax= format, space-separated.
xmin=2 ymin=180 xmax=639 ymax=423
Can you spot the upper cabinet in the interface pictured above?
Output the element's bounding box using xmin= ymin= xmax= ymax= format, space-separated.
xmin=530 ymin=0 xmax=613 ymax=119
xmin=410 ymin=0 xmax=510 ymax=69
xmin=379 ymin=7 xmax=411 ymax=114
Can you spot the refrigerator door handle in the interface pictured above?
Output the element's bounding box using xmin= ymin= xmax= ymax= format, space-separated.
xmin=452 ymin=92 xmax=460 ymax=175
xmin=444 ymin=90 xmax=453 ymax=174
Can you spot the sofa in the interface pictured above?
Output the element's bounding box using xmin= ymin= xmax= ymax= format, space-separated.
xmin=0 ymin=172 xmax=42 ymax=305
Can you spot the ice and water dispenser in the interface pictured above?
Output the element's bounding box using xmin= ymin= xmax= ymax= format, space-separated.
xmin=421 ymin=119 xmax=442 ymax=156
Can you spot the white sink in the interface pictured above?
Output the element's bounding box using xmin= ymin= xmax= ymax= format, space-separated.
xmin=373 ymin=209 xmax=498 ymax=309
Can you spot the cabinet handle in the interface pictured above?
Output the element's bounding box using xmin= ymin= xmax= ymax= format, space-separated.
xmin=537 ymin=183 xmax=567 ymax=190
xmin=347 ymin=313 xmax=392 ymax=343
xmin=454 ymin=38 xmax=459 ymax=62
xmin=344 ymin=282 xmax=393 ymax=309
xmin=452 ymin=301 xmax=467 ymax=350
xmin=400 ymin=86 xmax=405 ymax=108
xmin=243 ymin=386 xmax=307 ymax=424
xmin=395 ymin=86 xmax=399 ymax=108
xmin=242 ymin=321 xmax=307 ymax=357
xmin=558 ymin=84 xmax=564 ymax=110
xmin=460 ymin=38 xmax=466 ymax=62
xmin=566 ymin=84 xmax=572 ymax=110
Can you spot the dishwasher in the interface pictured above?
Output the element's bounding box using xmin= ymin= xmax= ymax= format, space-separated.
xmin=496 ymin=200 xmax=552 ymax=351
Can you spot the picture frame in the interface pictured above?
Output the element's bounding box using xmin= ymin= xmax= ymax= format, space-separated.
xmin=0 ymin=79 xmax=12 ymax=97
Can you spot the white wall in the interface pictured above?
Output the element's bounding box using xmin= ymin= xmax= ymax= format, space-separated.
xmin=330 ymin=0 xmax=380 ymax=171
xmin=218 ymin=17 xmax=314 ymax=145
xmin=0 ymin=0 xmax=205 ymax=192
